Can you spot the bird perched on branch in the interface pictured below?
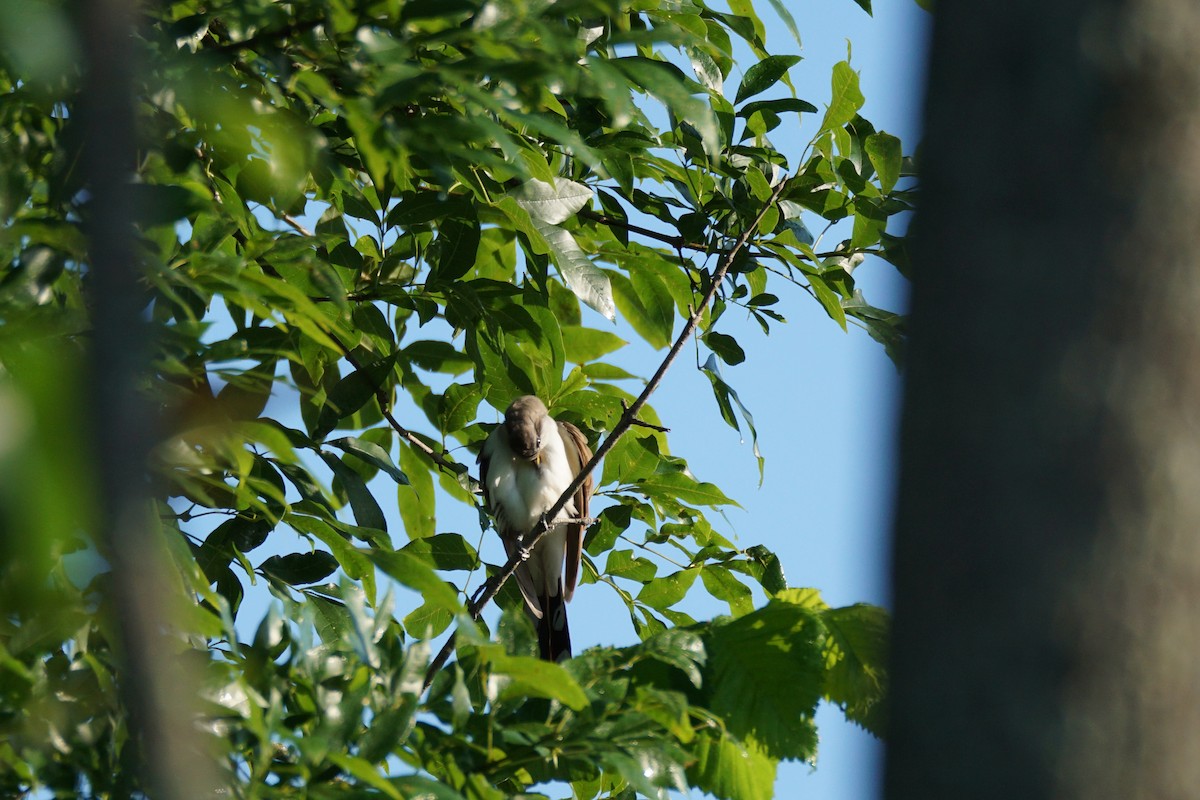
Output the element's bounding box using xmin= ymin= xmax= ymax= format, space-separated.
xmin=479 ymin=395 xmax=593 ymax=662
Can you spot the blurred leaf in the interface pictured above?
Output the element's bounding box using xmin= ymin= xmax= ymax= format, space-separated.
xmin=368 ymin=549 xmax=460 ymax=611
xmin=400 ymin=533 xmax=479 ymax=571
xmin=481 ymin=649 xmax=588 ymax=710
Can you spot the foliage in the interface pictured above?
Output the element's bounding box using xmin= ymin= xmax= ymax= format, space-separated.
xmin=0 ymin=0 xmax=910 ymax=797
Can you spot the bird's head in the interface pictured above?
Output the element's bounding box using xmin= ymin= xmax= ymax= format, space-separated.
xmin=504 ymin=395 xmax=548 ymax=464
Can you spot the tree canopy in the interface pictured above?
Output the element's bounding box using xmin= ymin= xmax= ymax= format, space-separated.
xmin=0 ymin=0 xmax=912 ymax=797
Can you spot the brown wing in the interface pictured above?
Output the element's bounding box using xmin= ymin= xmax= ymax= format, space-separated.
xmin=557 ymin=419 xmax=593 ymax=601
xmin=480 ymin=426 xmax=543 ymax=619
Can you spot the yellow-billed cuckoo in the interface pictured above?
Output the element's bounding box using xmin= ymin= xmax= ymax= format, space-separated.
xmin=478 ymin=396 xmax=593 ymax=661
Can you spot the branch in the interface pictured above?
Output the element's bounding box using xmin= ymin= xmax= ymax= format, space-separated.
xmin=422 ymin=176 xmax=792 ymax=690
xmin=580 ymin=208 xmax=882 ymax=264
xmin=280 ymin=213 xmax=314 ymax=237
xmin=580 ymin=209 xmax=698 ymax=251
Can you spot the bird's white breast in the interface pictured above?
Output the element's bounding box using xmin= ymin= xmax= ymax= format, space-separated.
xmin=487 ymin=417 xmax=577 ymax=534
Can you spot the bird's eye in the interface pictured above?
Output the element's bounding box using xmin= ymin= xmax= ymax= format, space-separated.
xmin=535 ymin=436 xmax=542 ymax=450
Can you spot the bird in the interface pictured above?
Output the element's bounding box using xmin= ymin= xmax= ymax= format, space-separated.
xmin=478 ymin=395 xmax=593 ymax=662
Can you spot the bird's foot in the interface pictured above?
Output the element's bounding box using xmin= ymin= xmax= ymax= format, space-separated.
xmin=515 ymin=536 xmax=533 ymax=562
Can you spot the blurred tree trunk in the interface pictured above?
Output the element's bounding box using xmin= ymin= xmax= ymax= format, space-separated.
xmin=886 ymin=1 xmax=1200 ymax=799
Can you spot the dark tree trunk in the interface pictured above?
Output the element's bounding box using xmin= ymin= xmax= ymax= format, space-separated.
xmin=886 ymin=1 xmax=1200 ymax=799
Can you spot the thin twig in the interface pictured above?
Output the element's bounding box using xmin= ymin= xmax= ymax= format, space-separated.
xmin=281 ymin=213 xmax=314 ymax=237
xmin=338 ymin=348 xmax=477 ymax=486
xmin=620 ymin=400 xmax=670 ymax=433
xmin=422 ymin=176 xmax=792 ymax=690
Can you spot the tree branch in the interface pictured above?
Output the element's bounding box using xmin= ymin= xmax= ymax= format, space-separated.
xmin=422 ymin=176 xmax=792 ymax=690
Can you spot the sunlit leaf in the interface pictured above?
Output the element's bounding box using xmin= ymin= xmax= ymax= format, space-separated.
xmin=532 ymin=219 xmax=616 ymax=321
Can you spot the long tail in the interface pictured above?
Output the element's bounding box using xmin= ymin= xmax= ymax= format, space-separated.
xmin=537 ymin=588 xmax=572 ymax=662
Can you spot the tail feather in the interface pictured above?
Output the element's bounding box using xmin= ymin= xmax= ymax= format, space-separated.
xmin=537 ymin=590 xmax=572 ymax=662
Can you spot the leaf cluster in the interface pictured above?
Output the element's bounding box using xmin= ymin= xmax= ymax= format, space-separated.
xmin=0 ymin=0 xmax=908 ymax=796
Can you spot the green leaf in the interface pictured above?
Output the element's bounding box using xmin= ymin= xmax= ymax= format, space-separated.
xmin=700 ymin=354 xmax=764 ymax=482
xmin=561 ymin=326 xmax=627 ymax=363
xmin=533 ymin=220 xmax=616 ymax=321
xmin=640 ymin=628 xmax=707 ymax=688
xmin=403 ymin=340 xmax=474 ymax=375
xmin=605 ymin=549 xmax=658 ymax=583
xmin=259 ymin=551 xmax=338 ymax=585
xmin=820 ymin=61 xmax=865 ymax=135
xmin=481 ymin=649 xmax=588 ymax=710
xmin=314 ymin=355 xmax=398 ymax=440
xmin=438 ymin=382 xmax=482 ymax=435
xmin=400 ymin=533 xmax=479 ymax=571
xmin=735 ymin=97 xmax=817 ymax=119
xmin=326 ymin=753 xmax=403 ymax=799
xmin=702 ymin=600 xmax=823 ymax=761
xmin=397 ymin=442 xmax=437 ymax=541
xmin=637 ymin=567 xmax=700 ymax=610
xmin=603 ymin=434 xmax=665 ymax=487
xmin=700 ymin=565 xmax=754 ymax=617
xmin=310 ymin=594 xmax=354 ymax=643
xmin=688 ymin=731 xmax=777 ymax=800
xmin=637 ymin=466 xmax=737 ymax=509
xmin=322 ymin=452 xmax=388 ymax=536
xmin=821 ymin=603 xmax=890 ymax=736
xmin=809 ymin=272 xmax=848 ymax=330
xmin=764 ymin=0 xmax=803 ymax=48
xmin=612 ymin=56 xmax=721 ymax=158
xmin=703 ymin=331 xmax=746 ymax=366
xmin=328 ymin=436 xmax=409 ymax=485
xmin=509 ymin=178 xmax=594 ymax=225
xmin=734 ymin=55 xmax=802 ymax=104
xmin=287 ymin=513 xmax=377 ymax=602
xmin=745 ymin=545 xmax=787 ymax=594
xmin=403 ymin=601 xmax=454 ymax=639
xmin=431 ymin=216 xmax=481 ymax=283
xmin=390 ymin=776 xmax=469 ymax=800
xmin=865 ymin=131 xmax=903 ymax=194
xmin=611 ymin=271 xmax=673 ymax=350
xmin=367 ymin=549 xmax=461 ymax=611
